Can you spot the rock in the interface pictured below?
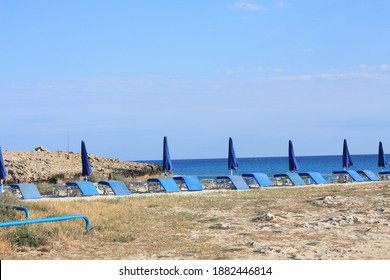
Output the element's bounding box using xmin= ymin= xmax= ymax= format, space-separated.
xmin=290 ymin=253 xmax=303 ymax=260
xmin=209 ymin=223 xmax=231 ymax=230
xmin=35 ymin=146 xmax=50 ymax=152
xmin=322 ymin=214 xmax=360 ymax=226
xmin=255 ymin=246 xmax=285 ymax=255
xmin=254 ymin=248 xmax=268 ymax=254
xmin=314 ymin=196 xmax=347 ymax=206
xmin=262 ymin=213 xmax=275 ymax=221
xmin=364 ymin=219 xmax=380 ymax=224
xmin=253 ymin=212 xmax=280 ymax=222
xmin=3 ymin=150 xmax=163 ymax=184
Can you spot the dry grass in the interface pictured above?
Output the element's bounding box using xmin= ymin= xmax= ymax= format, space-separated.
xmin=1 ymin=182 xmax=390 ymax=259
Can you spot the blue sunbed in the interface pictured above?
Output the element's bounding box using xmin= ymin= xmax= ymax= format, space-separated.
xmin=10 ymin=184 xmax=42 ymax=200
xmin=66 ymin=181 xmax=100 ymax=196
xmin=298 ymin=172 xmax=327 ymax=184
xmin=173 ymin=176 xmax=203 ymax=191
xmin=242 ymin=173 xmax=273 ymax=187
xmin=98 ymin=180 xmax=132 ymax=195
xmin=379 ymin=171 xmax=390 ymax=180
xmin=332 ymin=170 xmax=364 ymax=182
xmin=216 ymin=175 xmax=250 ymax=190
xmin=147 ymin=178 xmax=181 ymax=193
xmin=273 ymin=172 xmax=306 ymax=186
xmin=357 ymin=170 xmax=380 ymax=181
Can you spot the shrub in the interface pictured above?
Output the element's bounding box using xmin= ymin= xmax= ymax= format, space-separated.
xmin=36 ymin=183 xmax=53 ymax=195
xmin=88 ymin=173 xmax=103 ymax=183
xmin=6 ymin=227 xmax=50 ymax=248
xmin=0 ymin=192 xmax=21 ymax=222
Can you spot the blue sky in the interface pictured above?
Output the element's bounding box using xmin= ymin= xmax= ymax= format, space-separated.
xmin=1 ymin=0 xmax=390 ymax=160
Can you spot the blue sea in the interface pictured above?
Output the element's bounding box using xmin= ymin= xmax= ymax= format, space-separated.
xmin=141 ymin=154 xmax=386 ymax=178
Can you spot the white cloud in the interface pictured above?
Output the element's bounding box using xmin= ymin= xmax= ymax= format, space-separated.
xmin=268 ymin=64 xmax=390 ymax=82
xmin=256 ymin=66 xmax=284 ymax=73
xmin=218 ymin=66 xmax=284 ymax=76
xmin=270 ymin=74 xmax=313 ymax=81
xmin=215 ymin=64 xmax=390 ymax=81
xmin=230 ymin=1 xmax=291 ymax=12
xmin=230 ymin=1 xmax=265 ymax=11
xmin=276 ymin=1 xmax=291 ymax=9
xmin=357 ymin=64 xmax=390 ymax=72
xmin=271 ymin=72 xmax=387 ymax=82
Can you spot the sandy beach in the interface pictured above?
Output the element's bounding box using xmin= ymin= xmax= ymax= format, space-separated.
xmin=1 ymin=180 xmax=389 ymax=260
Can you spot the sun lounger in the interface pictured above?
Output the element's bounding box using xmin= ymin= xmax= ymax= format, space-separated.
xmin=173 ymin=176 xmax=203 ymax=191
xmin=147 ymin=178 xmax=181 ymax=193
xmin=298 ymin=172 xmax=327 ymax=184
xmin=216 ymin=175 xmax=250 ymax=190
xmin=66 ymin=181 xmax=100 ymax=196
xmin=52 ymin=184 xmax=75 ymax=196
xmin=332 ymin=170 xmax=364 ymax=182
xmin=242 ymin=173 xmax=273 ymax=187
xmin=10 ymin=183 xmax=42 ymax=199
xmin=357 ymin=170 xmax=380 ymax=181
xmin=379 ymin=171 xmax=390 ymax=180
xmin=273 ymin=172 xmax=306 ymax=186
xmin=98 ymin=180 xmax=132 ymax=195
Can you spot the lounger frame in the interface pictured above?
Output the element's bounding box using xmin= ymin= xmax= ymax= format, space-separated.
xmin=242 ymin=173 xmax=273 ymax=187
xmin=173 ymin=176 xmax=204 ymax=191
xmin=216 ymin=175 xmax=250 ymax=190
xmin=273 ymin=173 xmax=306 ymax=186
xmin=147 ymin=178 xmax=181 ymax=193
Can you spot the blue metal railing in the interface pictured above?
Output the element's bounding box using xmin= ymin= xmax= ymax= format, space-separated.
xmin=0 ymin=214 xmax=91 ymax=231
xmin=0 ymin=205 xmax=30 ymax=218
xmin=11 ymin=206 xmax=30 ymax=218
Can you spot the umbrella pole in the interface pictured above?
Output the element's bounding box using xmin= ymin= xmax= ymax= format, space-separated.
xmin=0 ymin=179 xmax=3 ymax=194
xmin=230 ymin=169 xmax=233 ymax=176
xmin=84 ymin=176 xmax=88 ymax=182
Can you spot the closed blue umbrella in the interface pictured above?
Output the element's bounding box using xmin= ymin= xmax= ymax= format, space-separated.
xmin=163 ymin=136 xmax=172 ymax=177
xmin=288 ymin=140 xmax=299 ymax=171
xmin=81 ymin=140 xmax=92 ymax=181
xmin=228 ymin=137 xmax=239 ymax=175
xmin=378 ymin=141 xmax=387 ymax=170
xmin=0 ymin=146 xmax=7 ymax=193
xmin=342 ymin=139 xmax=353 ymax=169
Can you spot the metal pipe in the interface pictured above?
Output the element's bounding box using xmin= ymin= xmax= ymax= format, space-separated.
xmin=0 ymin=214 xmax=91 ymax=231
xmin=0 ymin=205 xmax=30 ymax=219
xmin=12 ymin=206 xmax=30 ymax=218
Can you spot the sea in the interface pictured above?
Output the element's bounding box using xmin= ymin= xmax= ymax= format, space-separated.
xmin=140 ymin=154 xmax=386 ymax=178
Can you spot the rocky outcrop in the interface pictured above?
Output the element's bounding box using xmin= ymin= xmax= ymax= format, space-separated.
xmin=2 ymin=148 xmax=163 ymax=184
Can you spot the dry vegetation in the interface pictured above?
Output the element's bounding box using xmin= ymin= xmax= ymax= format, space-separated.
xmin=1 ymin=181 xmax=390 ymax=260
